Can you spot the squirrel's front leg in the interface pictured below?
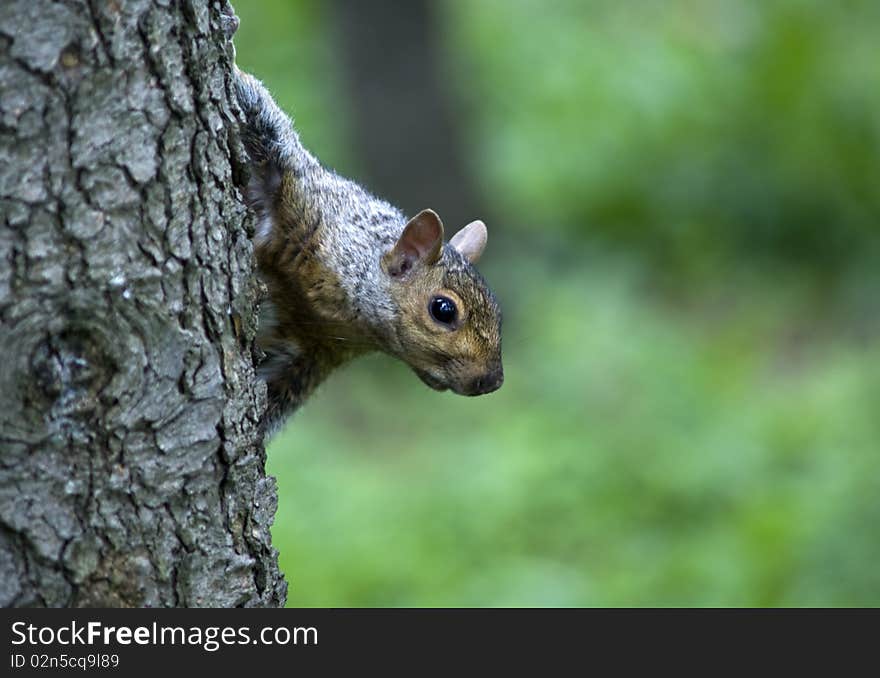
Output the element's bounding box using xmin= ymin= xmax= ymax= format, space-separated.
xmin=259 ymin=357 xmax=318 ymax=438
xmin=255 ymin=308 xmax=322 ymax=436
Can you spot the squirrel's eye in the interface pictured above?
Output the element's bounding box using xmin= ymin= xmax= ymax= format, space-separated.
xmin=429 ymin=296 xmax=457 ymax=326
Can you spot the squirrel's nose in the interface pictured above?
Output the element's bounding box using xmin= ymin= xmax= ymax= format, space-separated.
xmin=469 ymin=367 xmax=504 ymax=395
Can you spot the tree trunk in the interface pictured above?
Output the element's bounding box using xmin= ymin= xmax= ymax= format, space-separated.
xmin=0 ymin=0 xmax=286 ymax=607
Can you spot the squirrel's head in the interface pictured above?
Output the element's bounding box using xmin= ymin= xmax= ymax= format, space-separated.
xmin=378 ymin=209 xmax=503 ymax=397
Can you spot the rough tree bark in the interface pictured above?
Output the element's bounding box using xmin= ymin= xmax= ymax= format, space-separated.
xmin=0 ymin=0 xmax=286 ymax=606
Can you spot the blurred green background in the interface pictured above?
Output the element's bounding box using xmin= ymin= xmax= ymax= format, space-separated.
xmin=233 ymin=0 xmax=880 ymax=606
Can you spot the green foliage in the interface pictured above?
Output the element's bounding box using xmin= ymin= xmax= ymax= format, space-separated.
xmin=234 ymin=0 xmax=880 ymax=606
xmin=268 ymin=258 xmax=880 ymax=606
xmin=445 ymin=0 xmax=880 ymax=269
xmin=233 ymin=0 xmax=351 ymax=168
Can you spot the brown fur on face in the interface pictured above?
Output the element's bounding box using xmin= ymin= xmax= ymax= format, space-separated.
xmin=381 ymin=243 xmax=503 ymax=397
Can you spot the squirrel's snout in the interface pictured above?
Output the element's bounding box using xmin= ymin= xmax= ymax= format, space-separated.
xmin=468 ymin=367 xmax=504 ymax=396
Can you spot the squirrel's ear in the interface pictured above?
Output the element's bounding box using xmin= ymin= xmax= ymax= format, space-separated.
xmin=384 ymin=209 xmax=444 ymax=277
xmin=449 ymin=219 xmax=487 ymax=264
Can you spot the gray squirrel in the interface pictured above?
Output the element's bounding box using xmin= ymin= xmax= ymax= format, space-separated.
xmin=234 ymin=69 xmax=503 ymax=436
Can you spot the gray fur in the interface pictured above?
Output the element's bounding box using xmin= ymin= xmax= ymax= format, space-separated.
xmin=234 ymin=70 xmax=502 ymax=436
xmin=235 ymin=69 xmax=402 ymax=321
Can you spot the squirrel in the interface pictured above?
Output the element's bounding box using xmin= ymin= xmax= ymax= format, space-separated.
xmin=233 ymin=69 xmax=504 ymax=436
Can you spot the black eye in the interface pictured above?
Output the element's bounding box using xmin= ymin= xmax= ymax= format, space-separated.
xmin=429 ymin=296 xmax=457 ymax=326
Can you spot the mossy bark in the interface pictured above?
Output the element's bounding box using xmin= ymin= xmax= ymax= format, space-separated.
xmin=0 ymin=0 xmax=285 ymax=607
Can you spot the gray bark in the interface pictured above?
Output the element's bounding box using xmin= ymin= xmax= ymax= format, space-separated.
xmin=0 ymin=0 xmax=286 ymax=607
